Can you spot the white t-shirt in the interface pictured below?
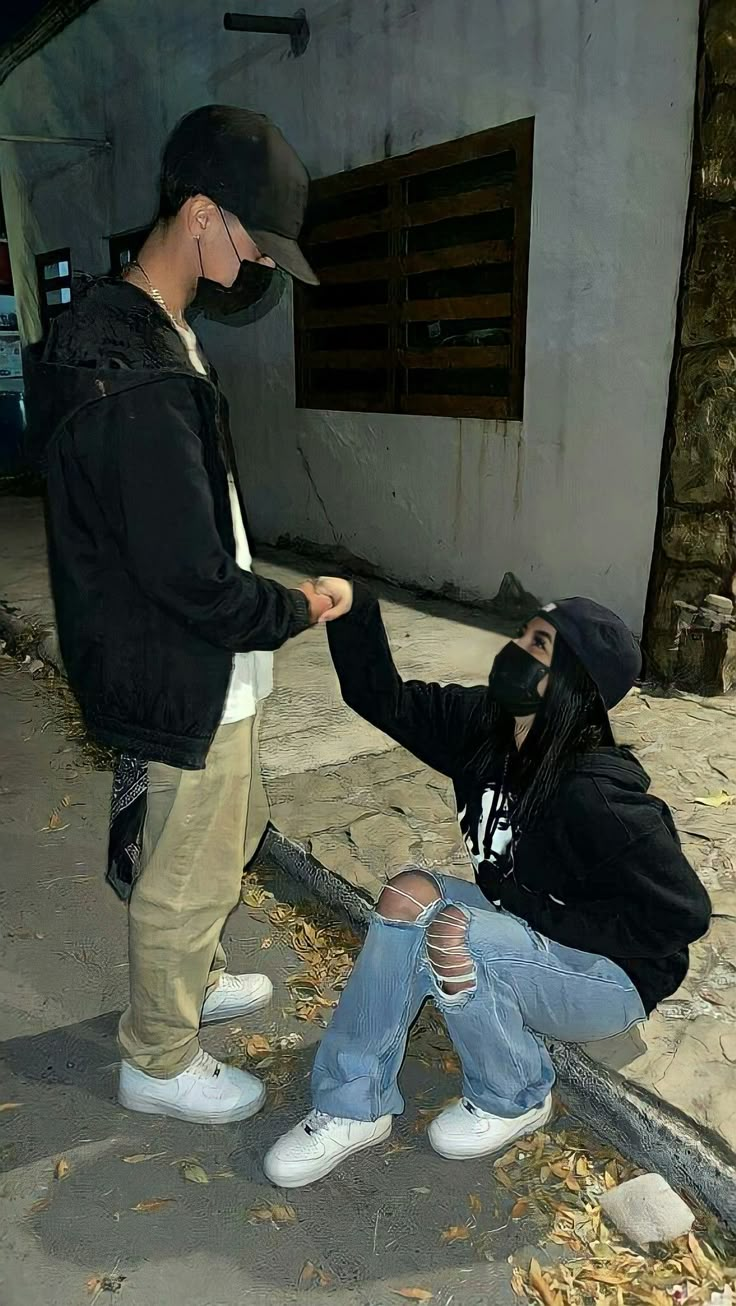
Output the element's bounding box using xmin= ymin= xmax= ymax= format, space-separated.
xmin=175 ymin=318 xmax=273 ymax=723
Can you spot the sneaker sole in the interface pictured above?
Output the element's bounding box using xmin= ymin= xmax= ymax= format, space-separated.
xmin=264 ymin=1117 xmax=393 ymax=1189
xmin=200 ymin=987 xmax=273 ymax=1026
xmin=118 ymin=1081 xmax=267 ymax=1125
xmin=428 ymin=1101 xmax=553 ymax=1161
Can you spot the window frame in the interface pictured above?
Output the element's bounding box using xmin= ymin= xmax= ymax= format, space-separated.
xmin=294 ymin=117 xmax=533 ymax=421
xmin=36 ymin=247 xmax=72 ymax=334
xmin=108 ymin=226 xmax=152 ymax=276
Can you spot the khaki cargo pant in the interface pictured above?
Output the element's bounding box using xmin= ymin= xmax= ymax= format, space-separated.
xmin=118 ymin=714 xmax=269 ymax=1078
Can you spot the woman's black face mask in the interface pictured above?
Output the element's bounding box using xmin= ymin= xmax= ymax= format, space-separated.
xmin=487 ymin=641 xmax=550 ymax=718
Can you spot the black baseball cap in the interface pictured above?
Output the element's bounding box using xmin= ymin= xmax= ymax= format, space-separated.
xmin=162 ymin=105 xmax=318 ymax=285
xmin=536 ymin=598 xmax=642 ymax=709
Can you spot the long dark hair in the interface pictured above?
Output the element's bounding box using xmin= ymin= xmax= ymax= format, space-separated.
xmin=467 ymin=633 xmax=611 ymax=833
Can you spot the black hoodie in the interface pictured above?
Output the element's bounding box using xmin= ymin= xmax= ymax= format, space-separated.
xmin=327 ymin=584 xmax=712 ymax=1013
xmin=31 ymin=278 xmax=310 ymax=769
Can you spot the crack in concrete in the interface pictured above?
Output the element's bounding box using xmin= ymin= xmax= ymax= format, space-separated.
xmin=296 ymin=441 xmax=340 ymax=544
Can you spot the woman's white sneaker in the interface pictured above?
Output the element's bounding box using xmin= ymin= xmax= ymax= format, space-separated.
xmin=119 ymin=1048 xmax=266 ymax=1124
xmin=263 ymin=1111 xmax=392 ymax=1188
xmin=428 ymin=1094 xmax=552 ymax=1160
xmin=201 ymin=972 xmax=273 ymax=1024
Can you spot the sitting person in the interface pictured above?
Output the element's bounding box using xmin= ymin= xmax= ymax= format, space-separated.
xmin=264 ymin=579 xmax=711 ymax=1188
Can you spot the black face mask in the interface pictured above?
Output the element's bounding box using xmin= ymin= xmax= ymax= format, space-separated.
xmin=192 ymin=258 xmax=282 ymax=321
xmin=192 ymin=208 xmax=284 ymax=324
xmin=487 ymin=641 xmax=549 ymax=717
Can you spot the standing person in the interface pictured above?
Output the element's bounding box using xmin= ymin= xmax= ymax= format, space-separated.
xmin=37 ymin=106 xmax=331 ymax=1124
xmin=264 ymin=579 xmax=711 ymax=1186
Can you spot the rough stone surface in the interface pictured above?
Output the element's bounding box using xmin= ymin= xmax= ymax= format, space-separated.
xmin=700 ymin=87 xmax=736 ymax=202
xmin=600 ymin=1174 xmax=695 ymax=1246
xmin=670 ymin=345 xmax=736 ymax=505
xmin=682 ymin=208 xmax=736 ymax=346
xmin=706 ymin=0 xmax=736 ymax=87
xmin=662 ymin=505 xmax=733 ymax=569
xmin=645 ymin=563 xmax=721 ymax=677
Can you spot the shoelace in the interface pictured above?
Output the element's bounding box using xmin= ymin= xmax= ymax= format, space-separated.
xmin=303 ymin=1110 xmax=337 ymax=1136
xmin=188 ymin=1048 xmax=222 ymax=1080
xmin=461 ymin=1097 xmax=485 ymax=1117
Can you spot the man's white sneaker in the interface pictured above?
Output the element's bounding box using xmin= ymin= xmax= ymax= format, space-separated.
xmin=263 ymin=1111 xmax=392 ymax=1188
xmin=119 ymin=1048 xmax=266 ymax=1124
xmin=428 ymin=1093 xmax=553 ymax=1160
xmin=201 ymin=972 xmax=273 ymax=1024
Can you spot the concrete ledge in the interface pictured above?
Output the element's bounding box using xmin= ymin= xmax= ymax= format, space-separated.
xmin=264 ymin=826 xmax=736 ymax=1232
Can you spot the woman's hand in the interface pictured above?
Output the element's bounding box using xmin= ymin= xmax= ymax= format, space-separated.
xmin=297 ymin=581 xmax=334 ymax=625
xmin=314 ymin=577 xmax=354 ymax=623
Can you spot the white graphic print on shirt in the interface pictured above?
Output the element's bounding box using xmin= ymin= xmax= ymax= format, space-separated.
xmin=458 ymin=784 xmax=514 ymax=906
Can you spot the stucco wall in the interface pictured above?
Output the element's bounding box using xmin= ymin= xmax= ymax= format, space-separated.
xmin=1 ymin=0 xmax=699 ymax=628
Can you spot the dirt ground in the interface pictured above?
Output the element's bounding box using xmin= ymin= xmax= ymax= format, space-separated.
xmin=1 ymin=654 xmax=734 ymax=1306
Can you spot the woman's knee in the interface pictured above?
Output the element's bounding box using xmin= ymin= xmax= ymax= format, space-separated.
xmin=426 ymin=905 xmax=476 ymax=995
xmin=377 ymin=869 xmax=441 ymax=922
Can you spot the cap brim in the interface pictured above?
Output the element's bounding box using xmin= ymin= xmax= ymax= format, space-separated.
xmin=250 ymin=230 xmax=319 ymax=285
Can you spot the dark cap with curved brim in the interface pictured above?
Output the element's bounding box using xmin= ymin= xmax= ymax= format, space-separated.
xmin=162 ymin=104 xmax=319 ymax=285
xmin=536 ymin=597 xmax=642 ymax=710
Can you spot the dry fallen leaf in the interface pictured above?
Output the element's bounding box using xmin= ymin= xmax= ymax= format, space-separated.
xmin=510 ymin=1198 xmax=529 ymax=1219
xmin=440 ymin=1224 xmax=470 ymax=1245
xmin=297 ymin=1260 xmax=335 ymax=1290
xmin=693 ymin=790 xmax=734 ymax=808
xmin=0 ymin=1102 xmax=22 ymax=1113
xmin=528 ymin=1258 xmax=562 ymax=1306
xmin=181 ymin=1162 xmax=209 ymax=1185
xmin=511 ymin=1266 xmax=527 ymax=1297
xmin=245 ymin=1034 xmax=271 ymax=1059
xmin=29 ymin=1197 xmax=51 ymax=1214
xmin=392 ymin=1290 xmax=433 ymax=1302
xmin=122 ymin=1151 xmax=167 ymax=1164
xmin=468 ymin=1193 xmax=482 ymax=1216
xmin=260 ymin=937 xmax=274 ymax=949
xmin=86 ymin=1272 xmax=125 ymax=1298
xmin=248 ymin=1201 xmax=297 ymax=1226
xmin=55 ymin=1158 xmax=71 ymax=1181
xmin=131 ymin=1197 xmax=176 ymax=1213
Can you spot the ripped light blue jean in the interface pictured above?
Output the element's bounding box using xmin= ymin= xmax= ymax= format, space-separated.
xmin=311 ymin=873 xmax=646 ymax=1122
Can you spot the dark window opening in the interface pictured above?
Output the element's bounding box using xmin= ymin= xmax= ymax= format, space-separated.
xmin=294 ymin=118 xmax=533 ymax=419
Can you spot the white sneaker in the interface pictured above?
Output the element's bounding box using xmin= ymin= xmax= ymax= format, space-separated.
xmin=428 ymin=1093 xmax=553 ymax=1160
xmin=263 ymin=1110 xmax=392 ymax=1188
xmin=201 ymin=972 xmax=273 ymax=1024
xmin=119 ymin=1048 xmax=266 ymax=1124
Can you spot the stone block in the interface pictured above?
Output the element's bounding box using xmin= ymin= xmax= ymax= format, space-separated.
xmin=670 ymin=346 xmax=736 ymax=504
xmin=682 ymin=209 xmax=736 ymax=346
xmin=661 ymin=506 xmax=732 ymax=568
xmin=700 ymin=88 xmax=736 ymax=202
xmin=600 ymin=1174 xmax=694 ymax=1246
xmin=705 ymin=0 xmax=736 ymax=87
xmin=647 ymin=563 xmax=721 ymax=641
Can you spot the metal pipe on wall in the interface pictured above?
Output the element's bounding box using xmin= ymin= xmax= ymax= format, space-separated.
xmin=223 ymin=10 xmax=310 ymax=56
xmin=0 ymin=134 xmax=111 ymax=149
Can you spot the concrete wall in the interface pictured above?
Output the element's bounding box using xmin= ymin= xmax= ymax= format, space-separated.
xmin=0 ymin=0 xmax=699 ymax=629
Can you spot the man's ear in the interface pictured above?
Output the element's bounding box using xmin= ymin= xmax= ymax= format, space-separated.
xmin=184 ymin=195 xmax=216 ymax=237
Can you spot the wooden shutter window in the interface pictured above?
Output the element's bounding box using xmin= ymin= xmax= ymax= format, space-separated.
xmin=294 ymin=117 xmax=533 ymax=420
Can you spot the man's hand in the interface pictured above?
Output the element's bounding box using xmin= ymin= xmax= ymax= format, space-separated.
xmin=297 ymin=581 xmax=334 ymax=626
xmin=314 ymin=577 xmax=354 ymax=623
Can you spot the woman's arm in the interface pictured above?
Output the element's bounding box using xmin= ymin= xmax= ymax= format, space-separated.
xmin=325 ymin=581 xmax=488 ymax=778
